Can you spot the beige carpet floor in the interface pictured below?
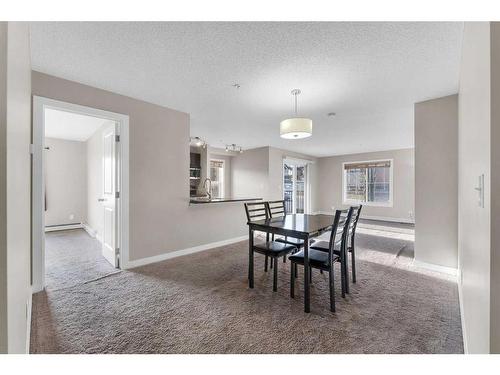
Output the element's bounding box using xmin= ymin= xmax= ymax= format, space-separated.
xmin=45 ymin=229 xmax=118 ymax=291
xmin=31 ymin=224 xmax=463 ymax=354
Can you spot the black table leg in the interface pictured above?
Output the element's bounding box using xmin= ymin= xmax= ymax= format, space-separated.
xmin=304 ymin=235 xmax=310 ymax=313
xmin=248 ymin=227 xmax=254 ymax=288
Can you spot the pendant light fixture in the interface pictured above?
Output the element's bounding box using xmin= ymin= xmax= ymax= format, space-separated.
xmin=280 ymin=89 xmax=312 ymax=139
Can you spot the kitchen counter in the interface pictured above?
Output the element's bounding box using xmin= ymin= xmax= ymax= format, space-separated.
xmin=189 ymin=197 xmax=262 ymax=205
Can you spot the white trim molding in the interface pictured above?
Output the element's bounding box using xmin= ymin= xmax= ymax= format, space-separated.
xmin=283 ymin=156 xmax=315 ymax=165
xmin=412 ymin=259 xmax=458 ymax=277
xmin=45 ymin=223 xmax=83 ymax=232
xmin=26 ymin=291 xmax=32 ymax=354
xmin=457 ymin=268 xmax=469 ymax=354
xmin=32 ymin=96 xmax=130 ymax=293
xmin=82 ymin=223 xmax=97 ymax=238
xmin=125 ymin=235 xmax=248 ymax=269
xmin=342 ymin=158 xmax=394 ymax=208
xmin=313 ymin=211 xmax=414 ymax=224
xmin=361 ymin=215 xmax=414 ymax=224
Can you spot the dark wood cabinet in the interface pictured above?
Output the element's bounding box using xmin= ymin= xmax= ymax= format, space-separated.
xmin=190 ymin=152 xmax=201 ymax=168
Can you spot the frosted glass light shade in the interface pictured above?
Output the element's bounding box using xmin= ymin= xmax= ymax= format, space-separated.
xmin=280 ymin=118 xmax=313 ymax=139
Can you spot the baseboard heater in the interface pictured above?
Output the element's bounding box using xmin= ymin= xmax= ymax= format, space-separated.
xmin=45 ymin=223 xmax=83 ymax=232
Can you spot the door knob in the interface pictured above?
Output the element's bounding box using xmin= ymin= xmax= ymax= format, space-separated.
xmin=98 ymin=198 xmax=106 ymax=202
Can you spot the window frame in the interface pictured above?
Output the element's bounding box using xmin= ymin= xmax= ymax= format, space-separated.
xmin=282 ymin=157 xmax=311 ymax=214
xmin=209 ymin=158 xmax=225 ymax=199
xmin=342 ymin=159 xmax=393 ymax=207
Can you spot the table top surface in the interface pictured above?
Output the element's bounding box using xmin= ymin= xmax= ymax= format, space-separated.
xmin=248 ymin=214 xmax=334 ymax=235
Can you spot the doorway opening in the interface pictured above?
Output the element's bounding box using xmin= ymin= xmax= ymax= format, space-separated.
xmin=283 ymin=159 xmax=309 ymax=214
xmin=32 ymin=97 xmax=129 ymax=292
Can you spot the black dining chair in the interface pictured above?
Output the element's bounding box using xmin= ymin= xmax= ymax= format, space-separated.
xmin=266 ymin=200 xmax=303 ymax=278
xmin=266 ymin=200 xmax=305 ymax=252
xmin=289 ymin=208 xmax=353 ymax=312
xmin=244 ymin=202 xmax=297 ymax=292
xmin=310 ymin=205 xmax=362 ymax=285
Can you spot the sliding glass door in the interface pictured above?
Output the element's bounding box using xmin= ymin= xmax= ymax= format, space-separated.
xmin=283 ymin=161 xmax=308 ymax=214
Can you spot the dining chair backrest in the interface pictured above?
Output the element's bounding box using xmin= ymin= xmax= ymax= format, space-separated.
xmin=266 ymin=200 xmax=286 ymax=218
xmin=244 ymin=201 xmax=269 ymax=223
xmin=327 ymin=208 xmax=354 ymax=261
xmin=349 ymin=205 xmax=363 ymax=242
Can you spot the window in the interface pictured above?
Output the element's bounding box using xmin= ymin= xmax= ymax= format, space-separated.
xmin=343 ymin=160 xmax=392 ymax=206
xmin=283 ymin=161 xmax=308 ymax=214
xmin=210 ymin=160 xmax=224 ymax=198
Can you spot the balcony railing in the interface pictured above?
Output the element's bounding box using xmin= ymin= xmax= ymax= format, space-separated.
xmin=284 ymin=190 xmax=304 ymax=213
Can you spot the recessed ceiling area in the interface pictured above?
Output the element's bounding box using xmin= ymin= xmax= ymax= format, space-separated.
xmin=30 ymin=22 xmax=464 ymax=156
xmin=44 ymin=108 xmax=108 ymax=141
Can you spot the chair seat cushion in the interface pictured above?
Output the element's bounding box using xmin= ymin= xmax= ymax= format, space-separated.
xmin=275 ymin=237 xmax=304 ymax=247
xmin=310 ymin=240 xmax=329 ymax=251
xmin=311 ymin=240 xmax=346 ymax=255
xmin=253 ymin=241 xmax=296 ymax=256
xmin=289 ymin=249 xmax=339 ymax=268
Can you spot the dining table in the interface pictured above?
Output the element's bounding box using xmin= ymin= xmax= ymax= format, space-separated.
xmin=247 ymin=213 xmax=335 ymax=313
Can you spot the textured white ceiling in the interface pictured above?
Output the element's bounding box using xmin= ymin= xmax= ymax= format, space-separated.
xmin=30 ymin=22 xmax=463 ymax=156
xmin=45 ymin=108 xmax=108 ymax=141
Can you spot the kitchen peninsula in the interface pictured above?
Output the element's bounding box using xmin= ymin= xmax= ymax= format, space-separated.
xmin=189 ymin=197 xmax=262 ymax=204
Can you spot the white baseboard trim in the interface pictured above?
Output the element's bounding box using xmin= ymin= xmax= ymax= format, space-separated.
xmin=458 ymin=269 xmax=468 ymax=354
xmin=82 ymin=222 xmax=97 ymax=238
xmin=82 ymin=223 xmax=103 ymax=245
xmin=26 ymin=291 xmax=32 ymax=354
xmin=45 ymin=223 xmax=82 ymax=232
xmin=362 ymin=215 xmax=415 ymax=224
xmin=311 ymin=211 xmax=328 ymax=215
xmin=313 ymin=211 xmax=414 ymax=224
xmin=125 ymin=235 xmax=248 ymax=269
xmin=412 ymin=259 xmax=458 ymax=277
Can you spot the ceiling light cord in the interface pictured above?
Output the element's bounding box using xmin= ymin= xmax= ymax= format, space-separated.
xmin=291 ymin=88 xmax=301 ymax=117
xmin=294 ymin=91 xmax=298 ymax=116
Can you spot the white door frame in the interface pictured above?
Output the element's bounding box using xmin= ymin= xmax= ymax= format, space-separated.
xmin=282 ymin=158 xmax=310 ymax=214
xmin=32 ymin=96 xmax=130 ymax=293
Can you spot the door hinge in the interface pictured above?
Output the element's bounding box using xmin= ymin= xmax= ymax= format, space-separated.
xmin=115 ymin=135 xmax=120 ymax=142
xmin=29 ymin=144 xmax=35 ymax=154
xmin=115 ymin=248 xmax=120 ymax=268
xmin=115 ymin=191 xmax=120 ymax=199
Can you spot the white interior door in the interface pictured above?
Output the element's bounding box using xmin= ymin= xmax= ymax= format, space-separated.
xmin=101 ymin=122 xmax=119 ymax=267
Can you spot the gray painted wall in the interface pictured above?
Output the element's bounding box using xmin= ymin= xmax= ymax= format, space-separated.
xmin=44 ymin=138 xmax=87 ymax=227
xmin=231 ymin=146 xmax=318 ymax=212
xmin=0 ymin=21 xmax=8 ymax=355
xmin=414 ymin=95 xmax=458 ymax=268
xmin=458 ymin=22 xmax=491 ymax=354
xmin=32 ymin=71 xmax=250 ymax=262
xmin=315 ymin=148 xmax=414 ymax=221
xmin=231 ymin=147 xmax=270 ymax=200
xmin=0 ymin=22 xmax=31 ymax=354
